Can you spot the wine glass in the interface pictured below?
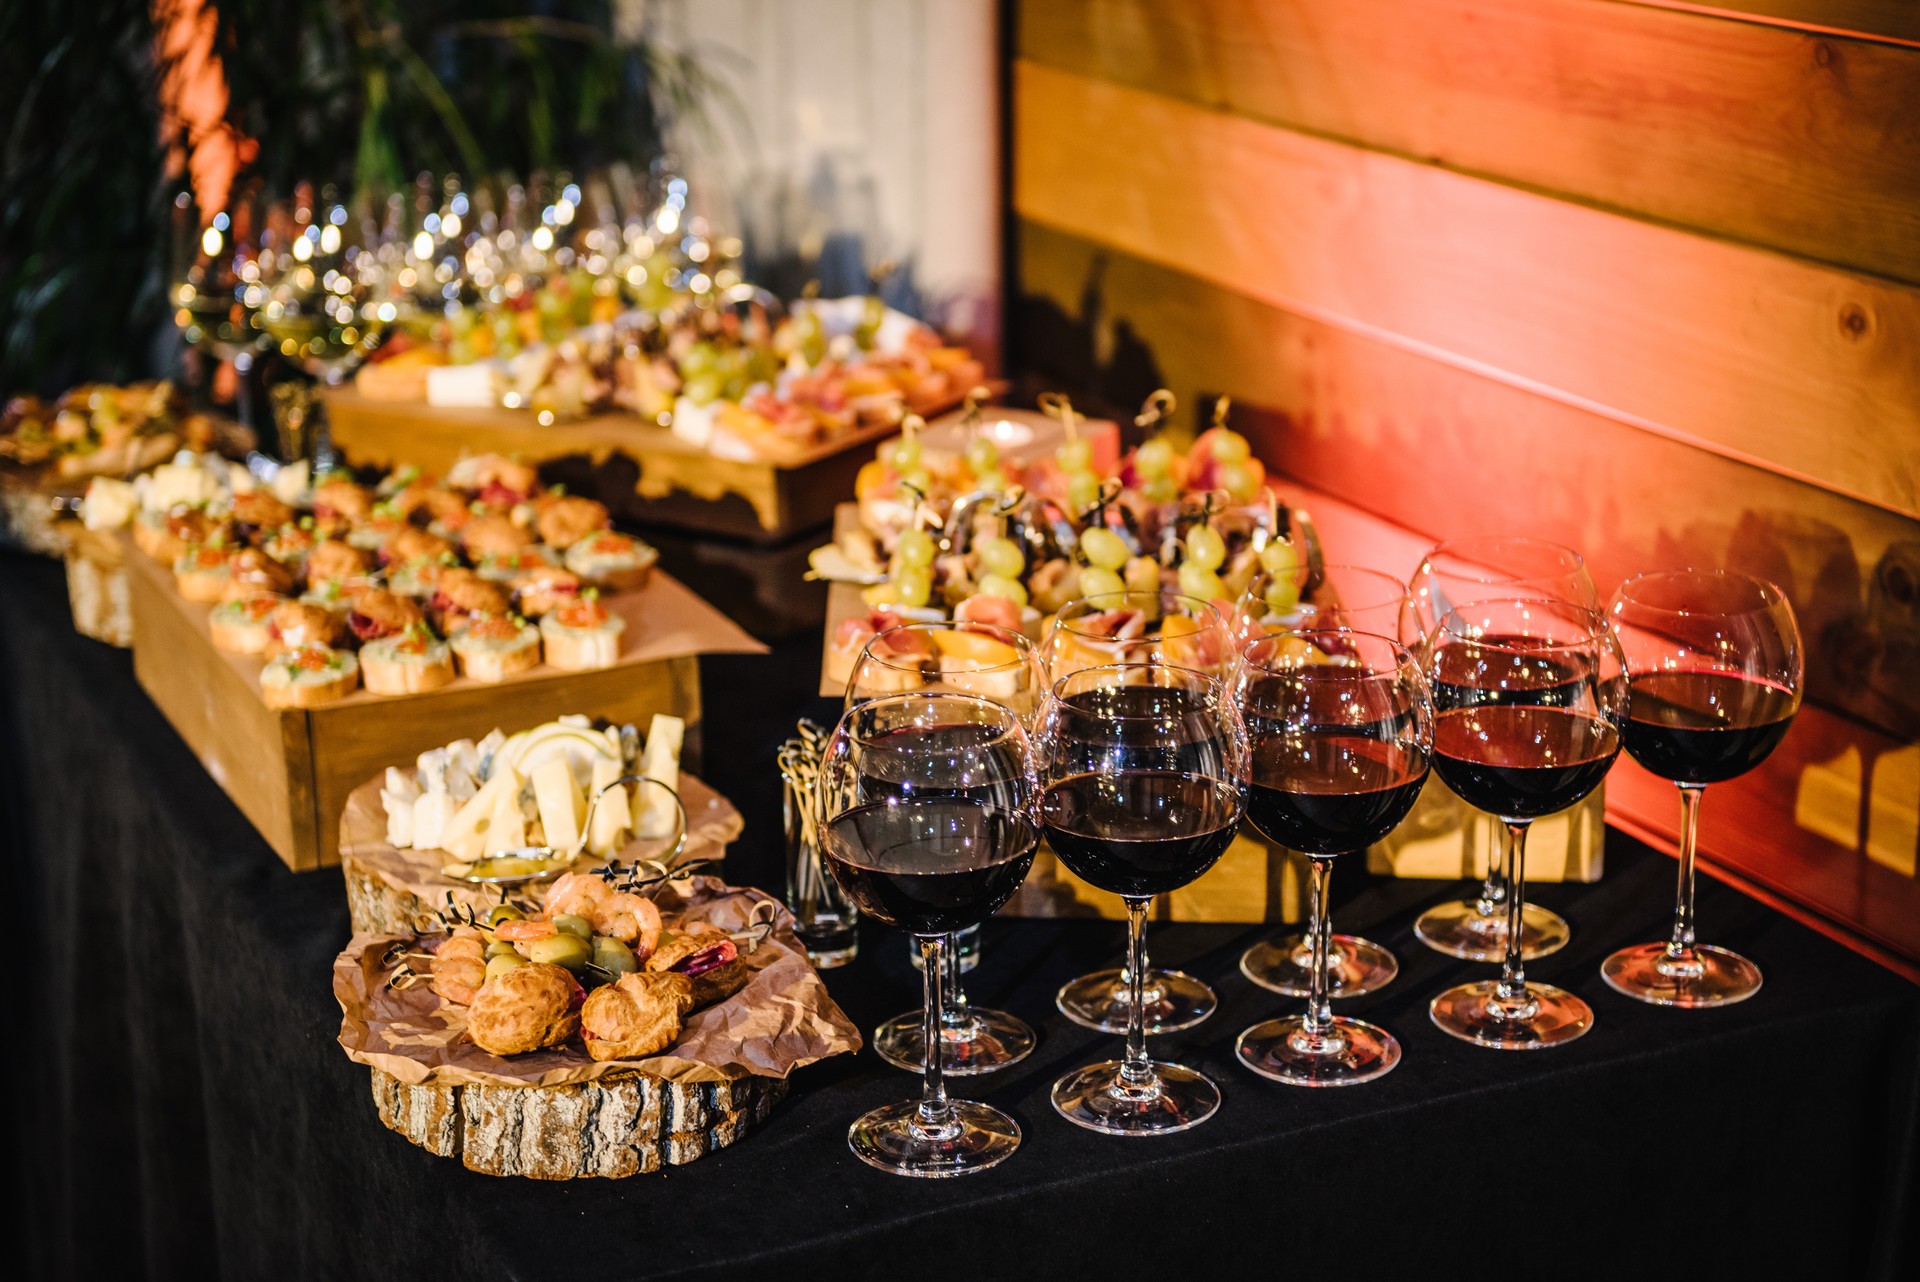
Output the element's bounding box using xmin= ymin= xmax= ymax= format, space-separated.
xmin=1601 ymin=571 xmax=1801 ymax=1006
xmin=1041 ymin=591 xmax=1234 ymax=1034
xmin=844 ymin=622 xmax=1049 ymax=1075
xmin=1037 ymin=665 xmax=1248 ymax=1135
xmin=820 ymin=693 xmax=1041 ymax=1177
xmin=1405 ymin=536 xmax=1600 ymax=962
xmin=1425 ymin=599 xmax=1624 ymax=1048
xmin=1232 ymin=563 xmax=1413 ymax=1000
xmin=1233 ymin=631 xmax=1432 ymax=1085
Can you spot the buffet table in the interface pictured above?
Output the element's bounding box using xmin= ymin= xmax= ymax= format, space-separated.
xmin=4 ymin=550 xmax=1915 ymax=1281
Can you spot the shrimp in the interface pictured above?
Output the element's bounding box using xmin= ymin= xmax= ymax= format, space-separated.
xmin=544 ymin=872 xmax=613 ymax=920
xmin=591 ymin=893 xmax=662 ymax=961
xmin=492 ymin=918 xmax=558 ymax=942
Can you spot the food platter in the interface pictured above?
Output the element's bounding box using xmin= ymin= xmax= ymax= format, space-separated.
xmin=336 ymin=877 xmax=861 ymax=1178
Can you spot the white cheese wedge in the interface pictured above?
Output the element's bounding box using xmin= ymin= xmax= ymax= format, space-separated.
xmin=440 ymin=765 xmax=523 ymax=862
xmin=587 ymin=756 xmax=632 ymax=857
xmin=482 ymin=781 xmax=528 ymax=856
xmin=634 ymin=714 xmax=684 ymax=838
xmin=411 ymin=793 xmax=457 ymax=850
xmin=381 ymin=768 xmax=424 ymax=848
xmin=532 ymin=758 xmax=585 ymax=854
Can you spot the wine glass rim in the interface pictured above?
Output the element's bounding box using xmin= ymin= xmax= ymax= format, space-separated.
xmin=1610 ymin=568 xmax=1791 ymax=617
xmin=857 ymin=620 xmax=1034 ymax=674
xmin=1241 ymin=627 xmax=1414 ymax=673
xmin=1422 ymin=534 xmax=1587 ymax=577
xmin=1435 ymin=598 xmax=1610 ymax=649
xmin=841 ymin=690 xmax=1025 ymax=745
xmin=1047 ymin=662 xmax=1225 ymax=713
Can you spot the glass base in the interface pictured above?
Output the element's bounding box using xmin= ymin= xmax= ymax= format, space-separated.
xmin=1414 ymin=898 xmax=1571 ymax=962
xmin=847 ymin=1098 xmax=1020 ymax=1177
xmin=1240 ymin=933 xmax=1398 ymax=998
xmin=1051 ymin=1059 xmax=1219 ymax=1136
xmin=1429 ymin=980 xmax=1593 ymax=1049
xmin=1235 ymin=1015 xmax=1401 ymax=1087
xmin=1056 ymin=968 xmax=1216 ymax=1035
xmin=872 ymin=1007 xmax=1037 ymax=1076
xmin=1601 ymin=942 xmax=1763 ymax=1008
xmin=802 ymin=939 xmax=859 ymax=969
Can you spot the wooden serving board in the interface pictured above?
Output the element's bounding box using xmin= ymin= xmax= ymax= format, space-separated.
xmin=370 ymin=1066 xmax=787 ymax=1179
xmin=338 ymin=768 xmax=746 ymax=936
xmin=125 ymin=532 xmax=764 ymax=871
xmin=324 ymin=390 xmax=936 ymax=543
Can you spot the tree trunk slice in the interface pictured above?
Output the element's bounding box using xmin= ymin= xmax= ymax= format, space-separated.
xmin=370 ymin=1066 xmax=788 ymax=1178
xmin=339 ymin=769 xmax=744 ymax=936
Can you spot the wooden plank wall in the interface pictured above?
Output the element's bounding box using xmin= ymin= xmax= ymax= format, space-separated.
xmin=1008 ymin=0 xmax=1920 ymax=970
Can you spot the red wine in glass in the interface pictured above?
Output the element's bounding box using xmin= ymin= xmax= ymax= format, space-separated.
xmin=1040 ymin=770 xmax=1242 ymax=897
xmin=826 ymin=798 xmax=1039 ymax=935
xmin=1620 ymin=671 xmax=1796 ymax=786
xmin=1432 ymin=705 xmax=1619 ymax=820
xmin=1244 ymin=733 xmax=1428 ymax=855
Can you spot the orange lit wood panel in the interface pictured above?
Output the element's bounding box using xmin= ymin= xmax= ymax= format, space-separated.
xmin=1021 ymin=0 xmax=1920 ymax=283
xmin=1628 ymin=1 xmax=1920 ymax=46
xmin=1013 ymin=60 xmax=1920 ymax=519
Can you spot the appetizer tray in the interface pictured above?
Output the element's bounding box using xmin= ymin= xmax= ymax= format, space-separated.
xmin=125 ymin=534 xmax=764 ymax=870
xmin=336 ymin=877 xmax=862 ymax=1179
xmin=324 ymin=389 xmax=948 ymax=543
xmin=338 ymin=767 xmax=744 ymax=936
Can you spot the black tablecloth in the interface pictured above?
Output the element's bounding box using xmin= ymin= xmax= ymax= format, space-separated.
xmin=5 ymin=551 xmax=1916 ymax=1281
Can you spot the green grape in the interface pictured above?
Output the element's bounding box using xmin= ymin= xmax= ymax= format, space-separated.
xmin=1259 ymin=538 xmax=1300 ymax=576
xmin=1178 ymin=562 xmax=1227 ymax=602
xmin=976 ymin=469 xmax=1009 ymax=495
xmin=1145 ymin=476 xmax=1179 ymax=504
xmin=1065 ymin=472 xmax=1103 ymax=513
xmin=881 ymin=436 xmax=923 ymax=472
xmin=679 ymin=343 xmax=717 ymax=377
xmin=1078 ymin=567 xmax=1126 ymax=599
xmin=974 ymin=575 xmax=1029 ymax=607
xmin=1216 ymin=460 xmax=1257 ymax=503
xmin=976 ymin=537 xmax=1025 ymax=580
xmin=964 ymin=437 xmax=1001 ymax=474
xmin=1210 ymin=431 xmax=1252 ymax=465
xmin=1135 ymin=438 xmax=1174 ymax=476
xmin=1184 ymin=525 xmax=1227 ymax=572
xmin=893 ymin=567 xmax=933 ymax=607
xmin=1079 ymin=527 xmax=1129 ymax=571
xmin=1264 ymin=575 xmax=1302 ymax=617
xmin=1123 ymin=556 xmax=1161 ymax=595
xmin=895 ymin=528 xmax=936 ymax=568
xmin=681 ymin=374 xmax=721 ymax=405
xmin=1056 ymin=438 xmax=1093 ymax=472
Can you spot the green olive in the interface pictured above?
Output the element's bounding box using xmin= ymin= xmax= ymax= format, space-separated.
xmin=593 ymin=936 xmax=639 ymax=976
xmin=484 ymin=905 xmax=524 ymax=926
xmin=527 ymin=933 xmax=593 ymax=970
xmin=485 ymin=953 xmax=527 ymax=980
xmin=552 ymin=913 xmax=594 ymax=940
xmin=484 ymin=939 xmax=519 ymax=960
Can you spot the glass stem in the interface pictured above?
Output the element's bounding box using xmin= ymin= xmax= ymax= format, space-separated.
xmin=939 ymin=930 xmax=975 ymax=1035
xmin=915 ymin=935 xmax=957 ymax=1138
xmin=1303 ymin=857 xmax=1335 ymax=1035
xmin=1120 ymin=897 xmax=1157 ymax=1091
xmin=1495 ymin=822 xmax=1533 ymax=1008
xmin=1474 ymin=812 xmax=1507 ymax=916
xmin=1666 ymin=785 xmax=1705 ymax=963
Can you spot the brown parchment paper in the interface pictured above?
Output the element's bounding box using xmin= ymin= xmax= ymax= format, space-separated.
xmin=335 ymin=877 xmax=862 ymax=1088
xmin=338 ymin=768 xmax=744 ymax=922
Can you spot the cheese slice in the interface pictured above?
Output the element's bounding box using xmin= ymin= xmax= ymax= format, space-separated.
xmin=440 ymin=765 xmax=522 ymax=862
xmin=482 ymin=781 xmax=528 ymax=856
xmin=532 ymin=757 xmax=585 ymax=854
xmin=410 ymin=793 xmax=457 ymax=850
xmin=634 ymin=714 xmax=684 ymax=839
xmin=587 ymin=756 xmax=632 ymax=857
